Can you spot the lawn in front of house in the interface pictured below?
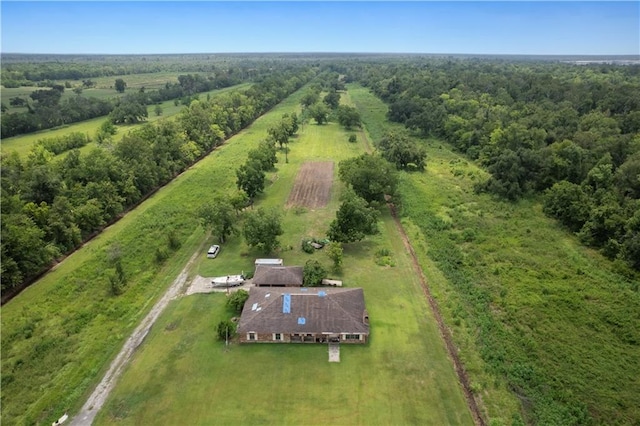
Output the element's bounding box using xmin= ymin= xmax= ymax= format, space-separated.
xmin=93 ymin=89 xmax=473 ymax=425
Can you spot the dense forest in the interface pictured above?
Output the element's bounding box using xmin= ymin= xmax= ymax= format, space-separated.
xmin=338 ymin=59 xmax=640 ymax=272
xmin=1 ymin=65 xmax=314 ymax=296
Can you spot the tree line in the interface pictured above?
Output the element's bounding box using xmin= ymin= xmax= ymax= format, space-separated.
xmin=0 ymin=54 xmax=265 ymax=86
xmin=349 ymin=59 xmax=640 ymax=271
xmin=1 ymin=71 xmax=248 ymax=138
xmin=1 ymin=66 xmax=313 ymax=297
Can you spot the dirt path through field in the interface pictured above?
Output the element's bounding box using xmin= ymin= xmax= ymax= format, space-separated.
xmin=355 ymin=112 xmax=484 ymax=425
xmin=68 ymin=248 xmax=202 ymax=426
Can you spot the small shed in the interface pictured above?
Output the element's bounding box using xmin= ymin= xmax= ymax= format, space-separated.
xmin=322 ymin=279 xmax=343 ymax=287
xmin=253 ymin=266 xmax=303 ymax=287
xmin=255 ymin=258 xmax=284 ymax=267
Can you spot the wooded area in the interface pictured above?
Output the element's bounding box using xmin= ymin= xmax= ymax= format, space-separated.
xmin=1 ymin=62 xmax=313 ymax=297
xmin=345 ymin=59 xmax=640 ymax=272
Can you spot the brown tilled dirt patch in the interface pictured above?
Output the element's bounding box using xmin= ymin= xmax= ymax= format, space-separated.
xmin=286 ymin=162 xmax=334 ymax=208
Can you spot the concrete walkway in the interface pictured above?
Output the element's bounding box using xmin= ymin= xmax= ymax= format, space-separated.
xmin=329 ymin=343 xmax=340 ymax=362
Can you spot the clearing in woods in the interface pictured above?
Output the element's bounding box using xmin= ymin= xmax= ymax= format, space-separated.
xmin=286 ymin=161 xmax=334 ymax=208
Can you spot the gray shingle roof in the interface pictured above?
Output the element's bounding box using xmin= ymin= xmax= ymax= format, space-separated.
xmin=253 ymin=266 xmax=303 ymax=286
xmin=238 ymin=287 xmax=369 ymax=334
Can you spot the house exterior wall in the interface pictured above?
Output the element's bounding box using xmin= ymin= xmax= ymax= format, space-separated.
xmin=238 ymin=331 xmax=368 ymax=344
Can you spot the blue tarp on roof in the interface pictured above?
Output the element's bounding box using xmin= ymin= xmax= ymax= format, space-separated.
xmin=318 ymin=291 xmax=327 ymax=297
xmin=298 ymin=317 xmax=306 ymax=325
xmin=283 ymin=293 xmax=291 ymax=313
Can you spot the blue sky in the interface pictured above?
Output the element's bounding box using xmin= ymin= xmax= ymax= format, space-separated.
xmin=1 ymin=2 xmax=638 ymax=55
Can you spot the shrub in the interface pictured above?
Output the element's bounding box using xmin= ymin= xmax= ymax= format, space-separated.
xmin=301 ymin=238 xmax=315 ymax=254
xmin=303 ymin=260 xmax=327 ymax=287
xmin=215 ymin=320 xmax=236 ymax=341
xmin=226 ymin=289 xmax=249 ymax=314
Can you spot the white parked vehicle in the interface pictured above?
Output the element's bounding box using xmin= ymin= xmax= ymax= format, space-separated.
xmin=207 ymin=245 xmax=220 ymax=258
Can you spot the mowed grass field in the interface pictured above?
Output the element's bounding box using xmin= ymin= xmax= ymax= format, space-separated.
xmin=0 ymin=83 xmax=251 ymax=158
xmin=92 ymin=92 xmax=473 ymax=425
xmin=349 ymin=84 xmax=640 ymax=424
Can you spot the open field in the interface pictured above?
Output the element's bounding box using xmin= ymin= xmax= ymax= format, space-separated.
xmin=0 ymin=84 xmax=302 ymax=426
xmin=349 ymin=83 xmax=640 ymax=424
xmin=93 ymin=90 xmax=473 ymax=425
xmin=286 ymin=161 xmax=334 ymax=208
xmin=1 ymin=71 xmax=193 ymax=108
xmin=0 ymin=83 xmax=251 ymax=158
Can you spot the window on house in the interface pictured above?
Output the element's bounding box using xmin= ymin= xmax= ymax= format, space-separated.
xmin=274 ymin=333 xmax=281 ymax=341
xmin=345 ymin=334 xmax=360 ymax=340
xmin=248 ymin=332 xmax=256 ymax=341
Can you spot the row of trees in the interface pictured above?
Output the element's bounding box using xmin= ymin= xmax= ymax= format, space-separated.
xmin=1 ymin=54 xmax=256 ymax=86
xmin=198 ymin=112 xmax=303 ymax=254
xmin=350 ymin=59 xmax=640 ymax=270
xmin=1 ymin=86 xmax=113 ymax=137
xmin=1 ymin=67 xmax=314 ymax=294
xmin=1 ymin=71 xmax=249 ymax=138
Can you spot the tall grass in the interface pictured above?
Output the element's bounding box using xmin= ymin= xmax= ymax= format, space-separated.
xmin=349 ymin=83 xmax=640 ymax=425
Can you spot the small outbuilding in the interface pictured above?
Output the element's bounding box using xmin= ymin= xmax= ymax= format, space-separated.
xmin=253 ymin=265 xmax=303 ymax=287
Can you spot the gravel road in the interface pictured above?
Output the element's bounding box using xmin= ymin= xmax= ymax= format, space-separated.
xmin=68 ymin=249 xmax=200 ymax=426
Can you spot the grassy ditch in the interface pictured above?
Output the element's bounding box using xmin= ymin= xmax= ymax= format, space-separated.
xmin=93 ymin=90 xmax=473 ymax=425
xmin=349 ymin=83 xmax=640 ymax=425
xmin=0 ymin=85 xmax=300 ymax=426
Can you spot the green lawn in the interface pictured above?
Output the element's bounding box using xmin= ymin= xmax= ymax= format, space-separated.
xmin=92 ymin=91 xmax=473 ymax=425
xmin=0 ymin=83 xmax=251 ymax=158
xmin=348 ymin=83 xmax=640 ymax=425
xmin=0 ymin=84 xmax=294 ymax=426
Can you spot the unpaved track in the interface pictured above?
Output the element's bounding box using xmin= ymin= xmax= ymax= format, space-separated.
xmin=388 ymin=203 xmax=485 ymax=426
xmin=356 ymin=115 xmax=484 ymax=425
xmin=69 ymin=249 xmax=201 ymax=426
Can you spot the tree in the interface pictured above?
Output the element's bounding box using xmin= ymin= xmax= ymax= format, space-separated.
xmin=338 ymin=154 xmax=398 ymax=204
xmin=243 ymin=208 xmax=283 ymax=253
xmin=300 ymin=91 xmax=319 ymax=108
xmin=323 ymin=90 xmax=341 ymax=109
xmin=378 ymin=131 xmax=427 ymax=170
xmin=229 ymin=190 xmax=250 ymax=215
xmin=226 ymin=289 xmax=249 ymax=313
xmin=236 ymin=160 xmax=265 ymax=200
xmin=216 ymin=319 xmax=236 ymax=342
xmin=248 ymin=139 xmax=277 ymax=171
xmin=109 ymin=98 xmax=148 ymax=124
xmin=336 ymin=105 xmax=362 ymax=129
xmin=303 ymin=260 xmax=327 ymax=287
xmin=198 ymin=198 xmax=236 ymax=243
xmin=326 ymin=241 xmax=344 ymax=271
xmin=154 ymin=105 xmax=163 ymax=116
xmin=543 ymin=181 xmax=592 ymax=232
xmin=114 ymin=78 xmax=127 ymax=93
xmin=308 ymin=102 xmax=329 ymax=125
xmin=327 ymin=189 xmax=380 ymax=243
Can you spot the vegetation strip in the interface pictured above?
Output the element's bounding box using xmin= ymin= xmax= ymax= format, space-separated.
xmin=69 ymin=244 xmax=204 ymax=426
xmin=353 ymin=93 xmax=484 ymax=425
xmin=91 ymin=82 xmax=472 ymax=425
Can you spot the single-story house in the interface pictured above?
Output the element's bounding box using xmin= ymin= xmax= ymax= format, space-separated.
xmin=237 ymin=287 xmax=369 ymax=344
xmin=253 ymin=265 xmax=303 ymax=287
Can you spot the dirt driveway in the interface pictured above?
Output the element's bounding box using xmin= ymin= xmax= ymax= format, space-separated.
xmin=186 ymin=275 xmax=254 ymax=295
